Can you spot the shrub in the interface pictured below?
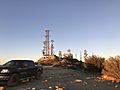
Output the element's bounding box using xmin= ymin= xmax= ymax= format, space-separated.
xmin=102 ymin=56 xmax=120 ymax=82
xmin=84 ymin=55 xmax=105 ymax=73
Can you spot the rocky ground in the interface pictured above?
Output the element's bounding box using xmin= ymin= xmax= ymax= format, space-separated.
xmin=1 ymin=66 xmax=120 ymax=90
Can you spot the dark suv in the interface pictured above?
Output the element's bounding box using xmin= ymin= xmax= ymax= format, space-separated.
xmin=0 ymin=60 xmax=43 ymax=86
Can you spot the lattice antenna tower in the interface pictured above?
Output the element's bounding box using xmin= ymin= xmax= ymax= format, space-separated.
xmin=80 ymin=51 xmax=82 ymax=61
xmin=43 ymin=30 xmax=50 ymax=56
xmin=51 ymin=40 xmax=54 ymax=55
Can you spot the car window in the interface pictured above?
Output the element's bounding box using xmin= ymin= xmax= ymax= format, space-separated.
xmin=23 ymin=61 xmax=34 ymax=67
xmin=29 ymin=62 xmax=35 ymax=66
xmin=3 ymin=60 xmax=35 ymax=67
xmin=15 ymin=62 xmax=23 ymax=67
xmin=3 ymin=61 xmax=15 ymax=66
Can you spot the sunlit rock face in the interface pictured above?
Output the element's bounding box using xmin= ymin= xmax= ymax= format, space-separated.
xmin=38 ymin=55 xmax=59 ymax=65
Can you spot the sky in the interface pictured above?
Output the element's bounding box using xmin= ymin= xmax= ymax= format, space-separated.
xmin=0 ymin=0 xmax=120 ymax=63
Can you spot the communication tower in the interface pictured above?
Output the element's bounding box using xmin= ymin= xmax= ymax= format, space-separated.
xmin=42 ymin=30 xmax=54 ymax=57
xmin=80 ymin=51 xmax=82 ymax=61
xmin=43 ymin=30 xmax=50 ymax=56
xmin=51 ymin=40 xmax=54 ymax=55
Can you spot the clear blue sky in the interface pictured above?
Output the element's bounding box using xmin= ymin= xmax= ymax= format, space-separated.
xmin=0 ymin=0 xmax=120 ymax=63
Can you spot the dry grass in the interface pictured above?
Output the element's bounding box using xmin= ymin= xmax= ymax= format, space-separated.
xmin=84 ymin=55 xmax=105 ymax=72
xmin=102 ymin=56 xmax=120 ymax=82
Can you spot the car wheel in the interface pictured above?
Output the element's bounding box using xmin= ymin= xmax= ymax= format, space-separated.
xmin=7 ymin=74 xmax=19 ymax=87
xmin=36 ymin=71 xmax=41 ymax=80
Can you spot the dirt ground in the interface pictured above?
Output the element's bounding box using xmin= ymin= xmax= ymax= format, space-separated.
xmin=2 ymin=66 xmax=120 ymax=90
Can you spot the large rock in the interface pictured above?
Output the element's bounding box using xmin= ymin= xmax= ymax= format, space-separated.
xmin=38 ymin=55 xmax=59 ymax=65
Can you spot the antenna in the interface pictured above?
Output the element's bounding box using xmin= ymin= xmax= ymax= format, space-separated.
xmin=43 ymin=30 xmax=50 ymax=56
xmin=80 ymin=51 xmax=82 ymax=61
xmin=51 ymin=40 xmax=54 ymax=55
xmin=42 ymin=30 xmax=55 ymax=56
